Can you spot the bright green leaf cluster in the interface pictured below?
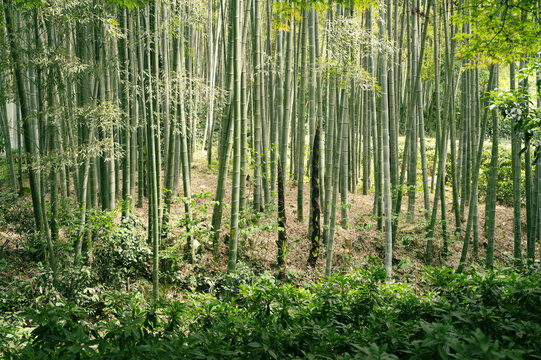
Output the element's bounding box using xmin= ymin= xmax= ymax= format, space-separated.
xmin=454 ymin=0 xmax=541 ymax=63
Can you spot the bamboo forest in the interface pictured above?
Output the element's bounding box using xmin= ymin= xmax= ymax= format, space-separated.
xmin=1 ymin=0 xmax=541 ymax=358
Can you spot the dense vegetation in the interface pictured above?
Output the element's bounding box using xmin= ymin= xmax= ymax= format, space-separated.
xmin=2 ymin=263 xmax=541 ymax=359
xmin=1 ymin=0 xmax=541 ymax=357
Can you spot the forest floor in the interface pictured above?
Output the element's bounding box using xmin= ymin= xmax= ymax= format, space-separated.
xmin=0 ymin=153 xmax=539 ymax=359
xmin=0 ymin=151 xmax=532 ymax=291
xmin=131 ymin=151 xmax=531 ymax=292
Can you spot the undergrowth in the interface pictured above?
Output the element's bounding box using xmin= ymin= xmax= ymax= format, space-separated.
xmin=2 ymin=266 xmax=540 ymax=359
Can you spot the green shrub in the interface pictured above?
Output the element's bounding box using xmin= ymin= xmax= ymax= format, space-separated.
xmin=0 ymin=189 xmax=35 ymax=236
xmin=94 ymin=216 xmax=151 ymax=289
xmin=477 ymin=144 xmax=526 ymax=206
xmin=6 ymin=267 xmax=541 ymax=359
xmin=444 ymin=143 xmax=526 ymax=207
xmin=16 ymin=304 xmax=98 ymax=359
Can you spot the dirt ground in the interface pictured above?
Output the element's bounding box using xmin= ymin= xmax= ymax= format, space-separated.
xmin=144 ymin=151 xmax=535 ymax=286
xmin=2 ymin=151 xmax=531 ymax=287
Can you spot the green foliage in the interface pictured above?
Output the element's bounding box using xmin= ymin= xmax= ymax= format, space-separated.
xmin=161 ymin=191 xmax=216 ymax=283
xmin=0 ymin=190 xmax=35 ymax=235
xmin=0 ymin=190 xmax=41 ymax=258
xmin=272 ymin=0 xmax=377 ymax=31
xmin=94 ymin=216 xmax=151 ymax=288
xmin=0 ymin=310 xmax=29 ymax=357
xmin=488 ymin=63 xmax=541 ymax=147
xmin=454 ymin=0 xmax=541 ymax=63
xmin=424 ymin=138 xmax=527 ymax=207
xmin=0 ymin=260 xmax=109 ymax=333
xmin=4 ymin=266 xmax=540 ymax=359
xmin=17 ymin=303 xmax=99 ymax=359
xmin=237 ymin=208 xmax=281 ymax=259
xmin=490 ymin=88 xmax=540 ymax=142
xmin=477 ymin=144 xmax=526 ymax=206
xmin=176 ymin=190 xmax=216 ymax=249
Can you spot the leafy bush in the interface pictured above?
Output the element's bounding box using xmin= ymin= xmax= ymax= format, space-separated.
xmin=5 ymin=266 xmax=541 ymax=359
xmin=0 ymin=190 xmax=44 ymax=262
xmin=0 ymin=261 xmax=104 ymax=316
xmin=0 ymin=190 xmax=35 ymax=246
xmin=477 ymin=144 xmax=526 ymax=206
xmin=161 ymin=191 xmax=217 ymax=277
xmin=94 ymin=216 xmax=151 ymax=288
xmin=398 ymin=137 xmax=526 ymax=208
xmin=442 ymin=142 xmax=526 ymax=207
xmin=14 ymin=304 xmax=98 ymax=359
